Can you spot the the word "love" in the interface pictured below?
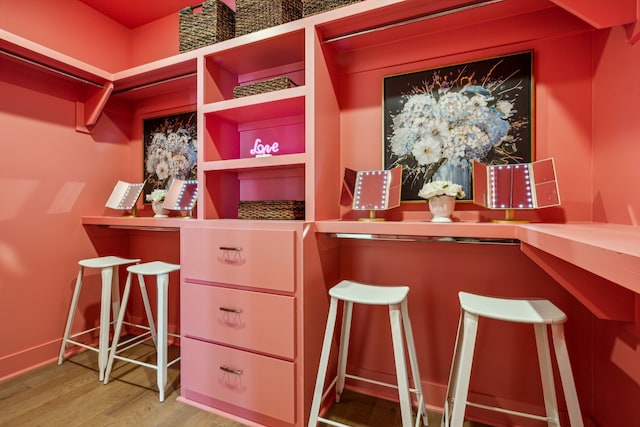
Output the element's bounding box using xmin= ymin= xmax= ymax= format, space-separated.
xmin=250 ymin=138 xmax=280 ymax=157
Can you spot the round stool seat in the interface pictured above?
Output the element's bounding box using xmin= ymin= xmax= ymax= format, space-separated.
xmin=127 ymin=261 xmax=180 ymax=276
xmin=329 ymin=280 xmax=410 ymax=305
xmin=78 ymin=256 xmax=141 ymax=269
xmin=459 ymin=291 xmax=567 ymax=324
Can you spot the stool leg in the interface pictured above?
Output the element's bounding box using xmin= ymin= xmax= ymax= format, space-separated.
xmin=58 ymin=267 xmax=85 ymax=365
xmin=156 ymin=272 xmax=169 ymax=402
xmin=401 ymin=299 xmax=428 ymax=426
xmin=335 ymin=300 xmax=353 ymax=403
xmin=390 ymin=302 xmax=413 ymax=427
xmin=534 ymin=324 xmax=560 ymax=427
xmin=308 ymin=296 xmax=339 ymax=427
xmin=110 ymin=265 xmax=121 ymax=324
xmin=442 ymin=311 xmax=463 ymax=427
xmin=98 ymin=266 xmax=116 ymax=381
xmin=137 ymin=274 xmax=157 ymax=347
xmin=551 ymin=324 xmax=584 ymax=427
xmin=104 ymin=272 xmax=134 ymax=385
xmin=446 ymin=310 xmax=479 ymax=427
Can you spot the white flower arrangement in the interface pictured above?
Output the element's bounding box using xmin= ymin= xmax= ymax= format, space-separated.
xmin=146 ymin=189 xmax=167 ymax=203
xmin=418 ymin=180 xmax=465 ymax=200
xmin=144 ymin=113 xmax=197 ymax=191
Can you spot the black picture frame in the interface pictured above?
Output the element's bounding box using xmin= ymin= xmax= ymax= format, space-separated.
xmin=142 ymin=111 xmax=197 ymax=203
xmin=383 ymin=51 xmax=533 ymax=201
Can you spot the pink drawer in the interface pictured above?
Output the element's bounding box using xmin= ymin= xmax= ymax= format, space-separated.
xmin=182 ymin=282 xmax=294 ymax=359
xmin=182 ymin=337 xmax=295 ymax=424
xmin=181 ymin=227 xmax=295 ymax=293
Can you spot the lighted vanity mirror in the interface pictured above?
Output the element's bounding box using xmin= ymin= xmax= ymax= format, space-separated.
xmin=105 ymin=180 xmax=145 ymax=216
xmin=163 ymin=179 xmax=198 ymax=218
xmin=351 ymin=166 xmax=402 ymax=221
xmin=340 ymin=168 xmax=358 ymax=206
xmin=473 ymin=158 xmax=560 ymax=222
xmin=530 ymin=158 xmax=561 ymax=208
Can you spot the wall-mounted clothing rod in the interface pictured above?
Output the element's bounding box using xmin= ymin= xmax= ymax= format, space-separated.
xmin=0 ymin=48 xmax=104 ymax=88
xmin=325 ymin=232 xmax=519 ymax=245
xmin=112 ymin=72 xmax=197 ymax=95
xmin=324 ymin=0 xmax=504 ymax=43
xmin=97 ymin=224 xmax=179 ymax=232
xmin=1 ymin=47 xmax=195 ymax=95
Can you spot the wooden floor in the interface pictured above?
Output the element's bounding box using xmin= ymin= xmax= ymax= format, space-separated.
xmin=320 ymin=389 xmax=492 ymax=427
xmin=0 ymin=344 xmax=492 ymax=427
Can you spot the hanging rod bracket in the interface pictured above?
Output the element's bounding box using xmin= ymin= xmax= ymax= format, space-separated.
xmin=76 ymin=82 xmax=114 ymax=133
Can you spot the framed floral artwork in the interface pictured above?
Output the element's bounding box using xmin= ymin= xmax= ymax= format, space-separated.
xmin=383 ymin=50 xmax=533 ymax=201
xmin=142 ymin=111 xmax=197 ymax=203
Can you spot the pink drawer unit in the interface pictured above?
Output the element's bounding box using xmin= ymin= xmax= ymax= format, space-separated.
xmin=181 ymin=226 xmax=296 ymax=293
xmin=182 ymin=281 xmax=295 ymax=359
xmin=182 ymin=337 xmax=295 ymax=425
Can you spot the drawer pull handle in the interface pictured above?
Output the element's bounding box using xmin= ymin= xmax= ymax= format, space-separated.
xmin=218 ymin=246 xmax=245 ymax=265
xmin=220 ymin=366 xmax=243 ymax=375
xmin=219 ymin=306 xmax=243 ymax=314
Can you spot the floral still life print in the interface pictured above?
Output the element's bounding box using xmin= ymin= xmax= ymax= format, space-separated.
xmin=383 ymin=51 xmax=532 ymax=201
xmin=143 ymin=111 xmax=197 ymax=203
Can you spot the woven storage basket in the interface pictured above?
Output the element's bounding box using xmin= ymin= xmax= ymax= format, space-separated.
xmin=235 ymin=0 xmax=302 ymax=36
xmin=233 ymin=76 xmax=297 ymax=98
xmin=238 ymin=200 xmax=305 ymax=220
xmin=303 ymin=0 xmax=361 ymax=16
xmin=179 ymin=0 xmax=235 ymax=52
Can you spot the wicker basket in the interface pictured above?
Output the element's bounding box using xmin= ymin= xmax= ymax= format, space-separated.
xmin=233 ymin=76 xmax=297 ymax=98
xmin=235 ymin=0 xmax=302 ymax=36
xmin=303 ymin=0 xmax=361 ymax=16
xmin=179 ymin=0 xmax=235 ymax=52
xmin=238 ymin=200 xmax=305 ymax=220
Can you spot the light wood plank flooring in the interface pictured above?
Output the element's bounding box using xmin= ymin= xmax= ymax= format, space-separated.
xmin=1 ymin=344 xmax=492 ymax=426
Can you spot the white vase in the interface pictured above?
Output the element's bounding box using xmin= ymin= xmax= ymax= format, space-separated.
xmin=428 ymin=195 xmax=456 ymax=223
xmin=152 ymin=200 xmax=169 ymax=218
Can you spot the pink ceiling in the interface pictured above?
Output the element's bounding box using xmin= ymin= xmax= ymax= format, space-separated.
xmin=79 ymin=0 xmax=197 ymax=29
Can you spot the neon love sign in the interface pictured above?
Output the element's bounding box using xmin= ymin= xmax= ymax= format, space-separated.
xmin=250 ymin=138 xmax=280 ymax=157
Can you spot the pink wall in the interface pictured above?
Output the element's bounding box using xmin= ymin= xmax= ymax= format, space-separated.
xmin=0 ymin=0 xmax=131 ymax=72
xmin=130 ymin=14 xmax=182 ymax=67
xmin=0 ymin=55 xmax=132 ymax=377
xmin=0 ymin=0 xmax=182 ymax=72
xmin=589 ymin=25 xmax=640 ymax=426
xmin=592 ymin=26 xmax=640 ymax=225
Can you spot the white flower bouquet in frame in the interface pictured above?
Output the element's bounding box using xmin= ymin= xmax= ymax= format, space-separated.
xmin=143 ymin=111 xmax=197 ymax=203
xmin=383 ymin=51 xmax=533 ymax=201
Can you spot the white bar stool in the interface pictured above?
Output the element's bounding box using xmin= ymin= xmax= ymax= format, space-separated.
xmin=103 ymin=261 xmax=181 ymax=402
xmin=309 ymin=280 xmax=428 ymax=427
xmin=442 ymin=292 xmax=584 ymax=427
xmin=58 ymin=256 xmax=140 ymax=381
